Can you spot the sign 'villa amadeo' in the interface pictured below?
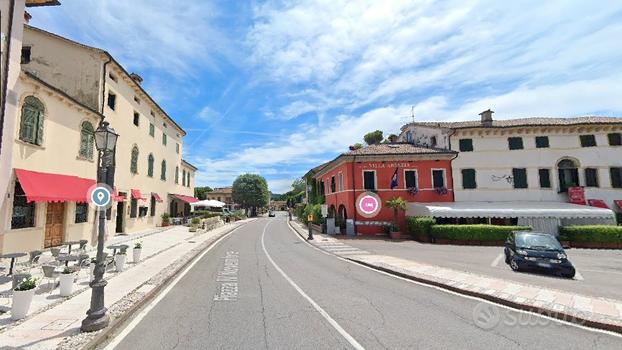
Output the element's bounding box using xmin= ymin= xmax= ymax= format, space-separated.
xmin=364 ymin=162 xmax=411 ymax=169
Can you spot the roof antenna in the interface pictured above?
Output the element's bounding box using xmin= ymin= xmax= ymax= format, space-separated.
xmin=411 ymin=106 xmax=415 ymax=124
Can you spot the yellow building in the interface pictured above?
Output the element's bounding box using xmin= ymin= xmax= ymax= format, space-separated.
xmin=0 ymin=25 xmax=197 ymax=253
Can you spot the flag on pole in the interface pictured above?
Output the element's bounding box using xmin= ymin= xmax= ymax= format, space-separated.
xmin=390 ymin=168 xmax=399 ymax=189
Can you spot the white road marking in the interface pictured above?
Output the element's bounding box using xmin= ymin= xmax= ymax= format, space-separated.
xmin=286 ymin=220 xmax=622 ymax=339
xmin=491 ymin=253 xmax=504 ymax=267
xmin=103 ymin=226 xmax=243 ymax=350
xmin=261 ymin=221 xmax=366 ymax=350
xmin=574 ymin=269 xmax=584 ymax=281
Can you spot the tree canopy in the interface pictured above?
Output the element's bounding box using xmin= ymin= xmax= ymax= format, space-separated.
xmin=364 ymin=130 xmax=384 ymax=145
xmin=232 ymin=174 xmax=269 ymax=211
xmin=194 ymin=186 xmax=213 ymax=200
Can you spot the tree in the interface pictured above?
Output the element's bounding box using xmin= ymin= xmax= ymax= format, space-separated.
xmin=194 ymin=186 xmax=213 ymax=200
xmin=386 ymin=197 xmax=407 ymax=232
xmin=386 ymin=134 xmax=398 ymax=143
xmin=232 ymin=174 xmax=269 ymax=216
xmin=364 ymin=130 xmax=384 ymax=145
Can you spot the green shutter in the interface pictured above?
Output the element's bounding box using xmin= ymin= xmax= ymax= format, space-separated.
xmin=535 ymin=136 xmax=549 ymax=148
xmin=461 ymin=169 xmax=476 ymax=189
xmin=459 ymin=139 xmax=473 ymax=152
xmin=512 ymin=168 xmax=528 ymax=188
xmin=538 ymin=169 xmax=551 ymax=188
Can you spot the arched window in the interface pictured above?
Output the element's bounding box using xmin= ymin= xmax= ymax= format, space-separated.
xmin=147 ymin=154 xmax=154 ymax=177
xmin=182 ymin=169 xmax=186 ymax=186
xmin=175 ymin=166 xmax=179 ymax=184
xmin=19 ymin=96 xmax=45 ymax=145
xmin=161 ymin=160 xmax=167 ymax=181
xmin=79 ymin=121 xmax=94 ymax=159
xmin=130 ymin=146 xmax=139 ymax=174
xmin=557 ymin=158 xmax=579 ymax=192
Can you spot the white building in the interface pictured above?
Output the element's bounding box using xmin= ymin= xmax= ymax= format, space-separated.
xmin=399 ymin=110 xmax=622 ymax=232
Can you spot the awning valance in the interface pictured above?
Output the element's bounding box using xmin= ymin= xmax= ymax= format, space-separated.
xmin=112 ymin=188 xmax=125 ymax=202
xmin=588 ymin=199 xmax=609 ymax=209
xmin=131 ymin=189 xmax=147 ymax=201
xmin=190 ymin=199 xmax=225 ymax=208
xmin=152 ymin=193 xmax=163 ymax=202
xmin=15 ymin=168 xmax=95 ymax=203
xmin=172 ymin=194 xmax=199 ymax=203
xmin=615 ymin=200 xmax=622 ymax=210
xmin=407 ymin=201 xmax=615 ymax=219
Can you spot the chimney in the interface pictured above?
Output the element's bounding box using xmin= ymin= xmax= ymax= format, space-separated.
xmin=479 ymin=109 xmax=494 ymax=127
xmin=130 ymin=73 xmax=143 ymax=84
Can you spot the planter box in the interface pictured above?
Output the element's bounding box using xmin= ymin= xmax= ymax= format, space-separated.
xmin=133 ymin=249 xmax=142 ymax=263
xmin=11 ymin=288 xmax=35 ymax=320
xmin=390 ymin=231 xmax=402 ymax=240
xmin=115 ymin=254 xmax=127 ymax=272
xmin=59 ymin=273 xmax=74 ymax=296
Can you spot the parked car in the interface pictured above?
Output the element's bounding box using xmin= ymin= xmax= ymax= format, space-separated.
xmin=504 ymin=231 xmax=575 ymax=278
xmin=268 ymin=210 xmax=275 ymax=217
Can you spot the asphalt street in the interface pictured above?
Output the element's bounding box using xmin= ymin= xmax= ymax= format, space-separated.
xmin=107 ymin=213 xmax=622 ymax=349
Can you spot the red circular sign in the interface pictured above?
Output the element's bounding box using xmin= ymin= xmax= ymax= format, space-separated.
xmin=356 ymin=192 xmax=381 ymax=218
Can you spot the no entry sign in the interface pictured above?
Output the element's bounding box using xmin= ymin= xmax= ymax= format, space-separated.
xmin=356 ymin=192 xmax=381 ymax=218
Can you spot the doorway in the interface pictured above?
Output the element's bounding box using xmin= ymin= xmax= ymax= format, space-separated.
xmin=44 ymin=202 xmax=65 ymax=248
xmin=116 ymin=194 xmax=125 ymax=233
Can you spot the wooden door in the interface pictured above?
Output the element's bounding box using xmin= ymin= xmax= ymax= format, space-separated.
xmin=45 ymin=202 xmax=65 ymax=248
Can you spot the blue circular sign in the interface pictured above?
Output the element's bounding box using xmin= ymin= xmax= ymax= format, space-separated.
xmin=90 ymin=186 xmax=111 ymax=207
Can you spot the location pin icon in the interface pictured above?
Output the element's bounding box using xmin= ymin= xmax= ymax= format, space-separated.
xmin=97 ymin=191 xmax=105 ymax=203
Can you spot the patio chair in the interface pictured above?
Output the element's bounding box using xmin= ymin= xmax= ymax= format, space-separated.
xmin=15 ymin=250 xmax=42 ymax=274
xmin=41 ymin=265 xmax=60 ymax=293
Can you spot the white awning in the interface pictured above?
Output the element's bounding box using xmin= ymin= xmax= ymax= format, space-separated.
xmin=190 ymin=199 xmax=226 ymax=209
xmin=406 ymin=201 xmax=615 ymax=219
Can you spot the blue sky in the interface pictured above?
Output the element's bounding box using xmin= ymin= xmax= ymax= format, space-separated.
xmin=29 ymin=1 xmax=622 ymax=193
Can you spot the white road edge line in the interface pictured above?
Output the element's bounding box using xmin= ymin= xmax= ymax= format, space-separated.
xmin=574 ymin=269 xmax=584 ymax=281
xmin=286 ymin=220 xmax=622 ymax=339
xmin=491 ymin=253 xmax=504 ymax=267
xmin=261 ymin=220 xmax=366 ymax=350
xmin=103 ymin=225 xmax=243 ymax=350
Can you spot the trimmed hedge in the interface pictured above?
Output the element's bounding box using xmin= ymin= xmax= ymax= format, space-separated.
xmin=406 ymin=217 xmax=436 ymax=241
xmin=559 ymin=225 xmax=622 ymax=243
xmin=431 ymin=225 xmax=531 ymax=241
xmin=193 ymin=210 xmax=222 ymax=219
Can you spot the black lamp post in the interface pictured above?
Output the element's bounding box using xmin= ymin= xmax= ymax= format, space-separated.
xmin=81 ymin=121 xmax=118 ymax=332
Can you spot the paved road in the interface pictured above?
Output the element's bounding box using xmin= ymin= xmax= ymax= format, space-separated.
xmin=107 ymin=213 xmax=622 ymax=349
xmin=344 ymin=238 xmax=622 ymax=300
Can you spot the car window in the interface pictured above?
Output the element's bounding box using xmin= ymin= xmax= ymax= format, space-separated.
xmin=515 ymin=233 xmax=561 ymax=250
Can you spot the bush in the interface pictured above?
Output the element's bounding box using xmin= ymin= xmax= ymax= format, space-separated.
xmin=406 ymin=217 xmax=436 ymax=241
xmin=558 ymin=225 xmax=622 ymax=243
xmin=302 ymin=204 xmax=322 ymax=225
xmin=191 ymin=217 xmax=201 ymax=225
xmin=193 ymin=210 xmax=221 ymax=219
xmin=431 ymin=225 xmax=531 ymax=241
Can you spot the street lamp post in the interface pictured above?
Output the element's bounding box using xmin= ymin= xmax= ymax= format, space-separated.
xmin=81 ymin=121 xmax=118 ymax=332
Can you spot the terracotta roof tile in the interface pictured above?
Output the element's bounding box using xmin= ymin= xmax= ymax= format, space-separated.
xmin=408 ymin=116 xmax=622 ymax=130
xmin=344 ymin=143 xmax=455 ymax=156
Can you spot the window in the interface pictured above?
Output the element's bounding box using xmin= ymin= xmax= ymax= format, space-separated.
xmin=134 ymin=96 xmax=140 ymax=104
xmin=78 ymin=121 xmax=94 ymax=159
xmin=147 ymin=154 xmax=154 ymax=177
xmin=338 ymin=172 xmax=344 ymax=191
xmin=405 ymin=131 xmax=413 ymax=143
xmin=512 ymin=168 xmax=528 ymax=188
xmin=149 ymin=123 xmax=155 ymax=137
xmin=162 ymin=133 xmax=167 ymax=146
xmin=459 ymin=139 xmax=473 ymax=152
xmin=130 ymin=198 xmax=138 ymax=218
xmin=535 ymin=136 xmax=549 ymax=148
xmin=508 ymin=137 xmax=524 ymax=150
xmin=175 ymin=166 xmax=179 ymax=184
xmin=182 ymin=169 xmax=186 ymax=186
xmin=405 ymin=170 xmax=417 ymax=188
xmin=75 ymin=203 xmax=88 ymax=223
xmin=608 ymin=133 xmax=622 ymax=146
xmin=187 ymin=172 xmax=191 ymax=187
xmin=363 ymin=171 xmax=376 ymax=190
xmin=176 ymin=143 xmax=180 ymax=154
xmin=610 ymin=167 xmax=622 ymax=188
xmin=539 ymin=169 xmax=551 ymax=188
xmin=133 ymin=112 xmax=140 ymax=127
xmin=585 ymin=168 xmax=599 ymax=187
xmin=130 ymin=146 xmax=139 ymax=174
xmin=107 ymin=92 xmax=116 ymax=110
xmin=21 ymin=46 xmax=31 ymax=64
xmin=580 ymin=134 xmax=596 ymax=147
xmin=19 ymin=96 xmax=44 ymax=145
xmin=161 ymin=160 xmax=167 ymax=181
xmin=430 ymin=136 xmax=437 ymax=147
xmin=139 ymin=206 xmax=148 ymax=217
xmin=461 ymin=169 xmax=476 ymax=189
xmin=108 ymin=73 xmax=117 ymax=82
xmin=432 ymin=169 xmax=445 ymax=188
xmin=558 ymin=159 xmax=580 ymax=192
xmin=150 ymin=196 xmax=156 ymax=217
xmin=11 ymin=182 xmax=35 ymax=229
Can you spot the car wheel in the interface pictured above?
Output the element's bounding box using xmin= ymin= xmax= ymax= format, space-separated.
xmin=562 ymin=269 xmax=576 ymax=279
xmin=509 ymin=258 xmax=521 ymax=272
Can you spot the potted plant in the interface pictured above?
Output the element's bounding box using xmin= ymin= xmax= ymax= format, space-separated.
xmin=386 ymin=197 xmax=407 ymax=240
xmin=59 ymin=266 xmax=77 ymax=297
xmin=133 ymin=242 xmax=143 ymax=263
xmin=11 ymin=274 xmax=38 ymax=320
xmin=190 ymin=217 xmax=200 ymax=232
xmin=115 ymin=251 xmax=127 ymax=272
xmin=161 ymin=213 xmax=170 ymax=227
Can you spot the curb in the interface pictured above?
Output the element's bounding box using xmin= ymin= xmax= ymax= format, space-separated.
xmin=83 ymin=221 xmax=249 ymax=349
xmin=288 ymin=219 xmax=622 ymax=336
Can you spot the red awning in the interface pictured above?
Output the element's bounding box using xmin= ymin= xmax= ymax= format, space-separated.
xmin=15 ymin=168 xmax=95 ymax=203
xmin=613 ymin=200 xmax=622 ymax=210
xmin=172 ymin=194 xmax=199 ymax=203
xmin=112 ymin=188 xmax=125 ymax=202
xmin=152 ymin=193 xmax=163 ymax=202
xmin=587 ymin=199 xmax=609 ymax=209
xmin=131 ymin=189 xmax=147 ymax=201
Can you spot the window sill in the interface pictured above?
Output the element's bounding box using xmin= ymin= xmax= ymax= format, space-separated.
xmin=76 ymin=155 xmax=95 ymax=163
xmin=15 ymin=138 xmax=45 ymax=150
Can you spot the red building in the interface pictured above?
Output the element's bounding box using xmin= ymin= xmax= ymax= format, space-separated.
xmin=306 ymin=143 xmax=457 ymax=236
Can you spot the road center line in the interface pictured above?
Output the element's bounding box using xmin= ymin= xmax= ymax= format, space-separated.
xmin=260 ymin=220 xmax=366 ymax=350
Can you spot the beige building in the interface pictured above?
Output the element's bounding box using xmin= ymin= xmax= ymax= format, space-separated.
xmin=0 ymin=25 xmax=197 ymax=253
xmin=206 ymin=187 xmax=236 ymax=210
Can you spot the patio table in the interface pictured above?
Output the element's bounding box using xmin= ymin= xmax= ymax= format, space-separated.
xmin=64 ymin=240 xmax=82 ymax=255
xmin=0 ymin=252 xmax=27 ymax=275
xmin=57 ymin=254 xmax=79 ymax=267
xmin=106 ymin=244 xmax=129 ymax=256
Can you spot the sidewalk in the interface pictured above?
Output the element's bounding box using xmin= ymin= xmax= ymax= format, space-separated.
xmin=0 ymin=219 xmax=251 ymax=349
xmin=290 ymin=220 xmax=622 ymax=334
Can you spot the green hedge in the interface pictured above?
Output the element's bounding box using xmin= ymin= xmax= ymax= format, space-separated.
xmin=193 ymin=210 xmax=221 ymax=219
xmin=559 ymin=225 xmax=622 ymax=243
xmin=406 ymin=217 xmax=436 ymax=241
xmin=431 ymin=225 xmax=531 ymax=241
xmin=302 ymin=204 xmax=322 ymax=225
